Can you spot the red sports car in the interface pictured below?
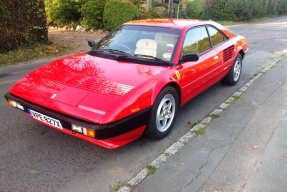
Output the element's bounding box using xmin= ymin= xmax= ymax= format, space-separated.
xmin=5 ymin=19 xmax=248 ymax=149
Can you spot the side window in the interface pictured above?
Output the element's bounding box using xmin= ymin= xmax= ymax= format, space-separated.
xmin=182 ymin=27 xmax=211 ymax=56
xmin=207 ymin=26 xmax=225 ymax=47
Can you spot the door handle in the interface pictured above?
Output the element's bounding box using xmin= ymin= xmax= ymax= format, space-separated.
xmin=214 ymin=55 xmax=219 ymax=60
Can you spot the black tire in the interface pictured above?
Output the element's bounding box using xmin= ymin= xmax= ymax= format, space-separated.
xmin=145 ymin=86 xmax=179 ymax=140
xmin=221 ymin=54 xmax=242 ymax=86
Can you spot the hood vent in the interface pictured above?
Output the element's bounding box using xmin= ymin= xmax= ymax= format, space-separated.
xmin=34 ymin=67 xmax=134 ymax=97
xmin=223 ymin=45 xmax=234 ymax=62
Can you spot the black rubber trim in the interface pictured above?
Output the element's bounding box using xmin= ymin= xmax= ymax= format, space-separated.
xmin=4 ymin=93 xmax=151 ymax=139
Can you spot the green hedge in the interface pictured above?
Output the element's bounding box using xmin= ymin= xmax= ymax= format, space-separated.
xmin=80 ymin=0 xmax=106 ymax=30
xmin=205 ymin=0 xmax=287 ymax=21
xmin=103 ymin=0 xmax=139 ymax=31
xmin=0 ymin=0 xmax=48 ymax=53
xmin=186 ymin=0 xmax=205 ymax=19
xmin=44 ymin=0 xmax=287 ymax=30
xmin=45 ymin=0 xmax=85 ymax=26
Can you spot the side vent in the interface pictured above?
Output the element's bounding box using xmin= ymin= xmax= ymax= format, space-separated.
xmin=223 ymin=45 xmax=234 ymax=62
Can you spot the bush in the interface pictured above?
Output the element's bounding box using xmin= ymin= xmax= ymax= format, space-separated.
xmin=186 ymin=0 xmax=205 ymax=19
xmin=131 ymin=0 xmax=142 ymax=9
xmin=0 ymin=0 xmax=48 ymax=53
xmin=80 ymin=0 xmax=106 ymax=30
xmin=206 ymin=0 xmax=287 ymax=22
xmin=150 ymin=2 xmax=168 ymax=18
xmin=234 ymin=0 xmax=252 ymax=21
xmin=45 ymin=0 xmax=86 ymax=26
xmin=276 ymin=0 xmax=287 ymax=15
xmin=208 ymin=0 xmax=237 ymax=21
xmin=103 ymin=0 xmax=139 ymax=31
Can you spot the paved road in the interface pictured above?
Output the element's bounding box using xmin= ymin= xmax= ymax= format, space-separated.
xmin=133 ymin=56 xmax=287 ymax=192
xmin=1 ymin=16 xmax=286 ymax=192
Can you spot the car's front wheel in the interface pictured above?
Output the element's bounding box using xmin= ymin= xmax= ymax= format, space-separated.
xmin=145 ymin=86 xmax=179 ymax=139
xmin=221 ymin=54 xmax=242 ymax=86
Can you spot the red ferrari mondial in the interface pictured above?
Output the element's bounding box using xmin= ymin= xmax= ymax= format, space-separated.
xmin=5 ymin=19 xmax=248 ymax=149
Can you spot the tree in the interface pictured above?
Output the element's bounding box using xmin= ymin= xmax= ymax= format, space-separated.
xmin=0 ymin=0 xmax=48 ymax=52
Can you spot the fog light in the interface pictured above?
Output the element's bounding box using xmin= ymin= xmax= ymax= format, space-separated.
xmin=72 ymin=124 xmax=83 ymax=133
xmin=71 ymin=124 xmax=96 ymax=138
xmin=8 ymin=99 xmax=24 ymax=110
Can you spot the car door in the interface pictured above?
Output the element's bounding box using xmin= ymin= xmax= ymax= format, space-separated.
xmin=206 ymin=25 xmax=234 ymax=79
xmin=177 ymin=26 xmax=222 ymax=103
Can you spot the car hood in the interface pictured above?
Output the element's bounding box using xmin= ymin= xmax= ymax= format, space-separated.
xmin=10 ymin=53 xmax=169 ymax=123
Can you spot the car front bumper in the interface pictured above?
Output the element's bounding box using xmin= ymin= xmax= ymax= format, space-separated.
xmin=5 ymin=93 xmax=150 ymax=149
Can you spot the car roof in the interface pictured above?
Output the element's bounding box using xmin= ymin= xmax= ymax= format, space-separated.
xmin=124 ymin=19 xmax=213 ymax=30
xmin=124 ymin=19 xmax=236 ymax=39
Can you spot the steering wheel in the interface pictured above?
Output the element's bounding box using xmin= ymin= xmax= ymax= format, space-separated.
xmin=118 ymin=44 xmax=133 ymax=55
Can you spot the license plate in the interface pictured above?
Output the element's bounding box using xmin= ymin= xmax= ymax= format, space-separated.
xmin=28 ymin=109 xmax=63 ymax=129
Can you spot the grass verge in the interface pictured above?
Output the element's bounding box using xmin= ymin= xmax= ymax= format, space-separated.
xmin=218 ymin=16 xmax=276 ymax=26
xmin=0 ymin=43 xmax=73 ymax=67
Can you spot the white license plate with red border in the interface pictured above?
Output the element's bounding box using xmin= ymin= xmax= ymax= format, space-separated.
xmin=28 ymin=109 xmax=63 ymax=129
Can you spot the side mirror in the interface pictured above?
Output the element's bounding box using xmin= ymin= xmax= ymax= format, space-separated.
xmin=182 ymin=52 xmax=199 ymax=63
xmin=88 ymin=40 xmax=96 ymax=47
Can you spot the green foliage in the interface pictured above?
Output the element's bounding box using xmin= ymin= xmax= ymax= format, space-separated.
xmin=147 ymin=165 xmax=156 ymax=175
xmin=139 ymin=2 xmax=168 ymax=19
xmin=186 ymin=0 xmax=206 ymax=19
xmin=0 ymin=0 xmax=48 ymax=53
xmin=150 ymin=2 xmax=168 ymax=18
xmin=208 ymin=0 xmax=236 ymax=20
xmin=276 ymin=0 xmax=287 ymax=15
xmin=130 ymin=0 xmax=142 ymax=9
xmin=103 ymin=0 xmax=139 ymax=31
xmin=206 ymin=0 xmax=287 ymax=22
xmin=234 ymin=0 xmax=252 ymax=21
xmin=193 ymin=128 xmax=205 ymax=136
xmin=80 ymin=0 xmax=106 ymax=30
xmin=45 ymin=0 xmax=86 ymax=26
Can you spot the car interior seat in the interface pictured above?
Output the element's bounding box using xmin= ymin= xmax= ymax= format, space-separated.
xmin=134 ymin=39 xmax=157 ymax=57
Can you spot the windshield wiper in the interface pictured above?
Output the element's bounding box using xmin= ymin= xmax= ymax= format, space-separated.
xmin=100 ymin=48 xmax=131 ymax=56
xmin=134 ymin=54 xmax=167 ymax=62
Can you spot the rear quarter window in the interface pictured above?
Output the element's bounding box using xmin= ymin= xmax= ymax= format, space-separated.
xmin=207 ymin=26 xmax=226 ymax=47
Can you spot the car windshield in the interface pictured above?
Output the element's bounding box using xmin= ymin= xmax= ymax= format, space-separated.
xmin=92 ymin=25 xmax=181 ymax=62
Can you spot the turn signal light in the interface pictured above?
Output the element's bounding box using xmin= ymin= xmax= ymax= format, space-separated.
xmin=86 ymin=129 xmax=96 ymax=138
xmin=8 ymin=99 xmax=16 ymax=107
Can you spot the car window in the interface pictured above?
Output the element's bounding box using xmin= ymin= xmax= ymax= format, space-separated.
xmin=93 ymin=25 xmax=181 ymax=62
xmin=182 ymin=26 xmax=211 ymax=56
xmin=207 ymin=26 xmax=225 ymax=47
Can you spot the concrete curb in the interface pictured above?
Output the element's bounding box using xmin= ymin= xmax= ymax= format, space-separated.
xmin=117 ymin=55 xmax=287 ymax=192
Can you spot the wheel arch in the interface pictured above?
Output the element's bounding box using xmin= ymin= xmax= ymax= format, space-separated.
xmin=151 ymin=80 xmax=182 ymax=107
xmin=239 ymin=49 xmax=245 ymax=59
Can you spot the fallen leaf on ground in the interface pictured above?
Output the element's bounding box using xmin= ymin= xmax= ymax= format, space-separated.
xmin=253 ymin=145 xmax=259 ymax=149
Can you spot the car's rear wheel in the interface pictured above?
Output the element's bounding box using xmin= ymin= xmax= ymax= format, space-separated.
xmin=221 ymin=54 xmax=242 ymax=86
xmin=145 ymin=86 xmax=179 ymax=139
